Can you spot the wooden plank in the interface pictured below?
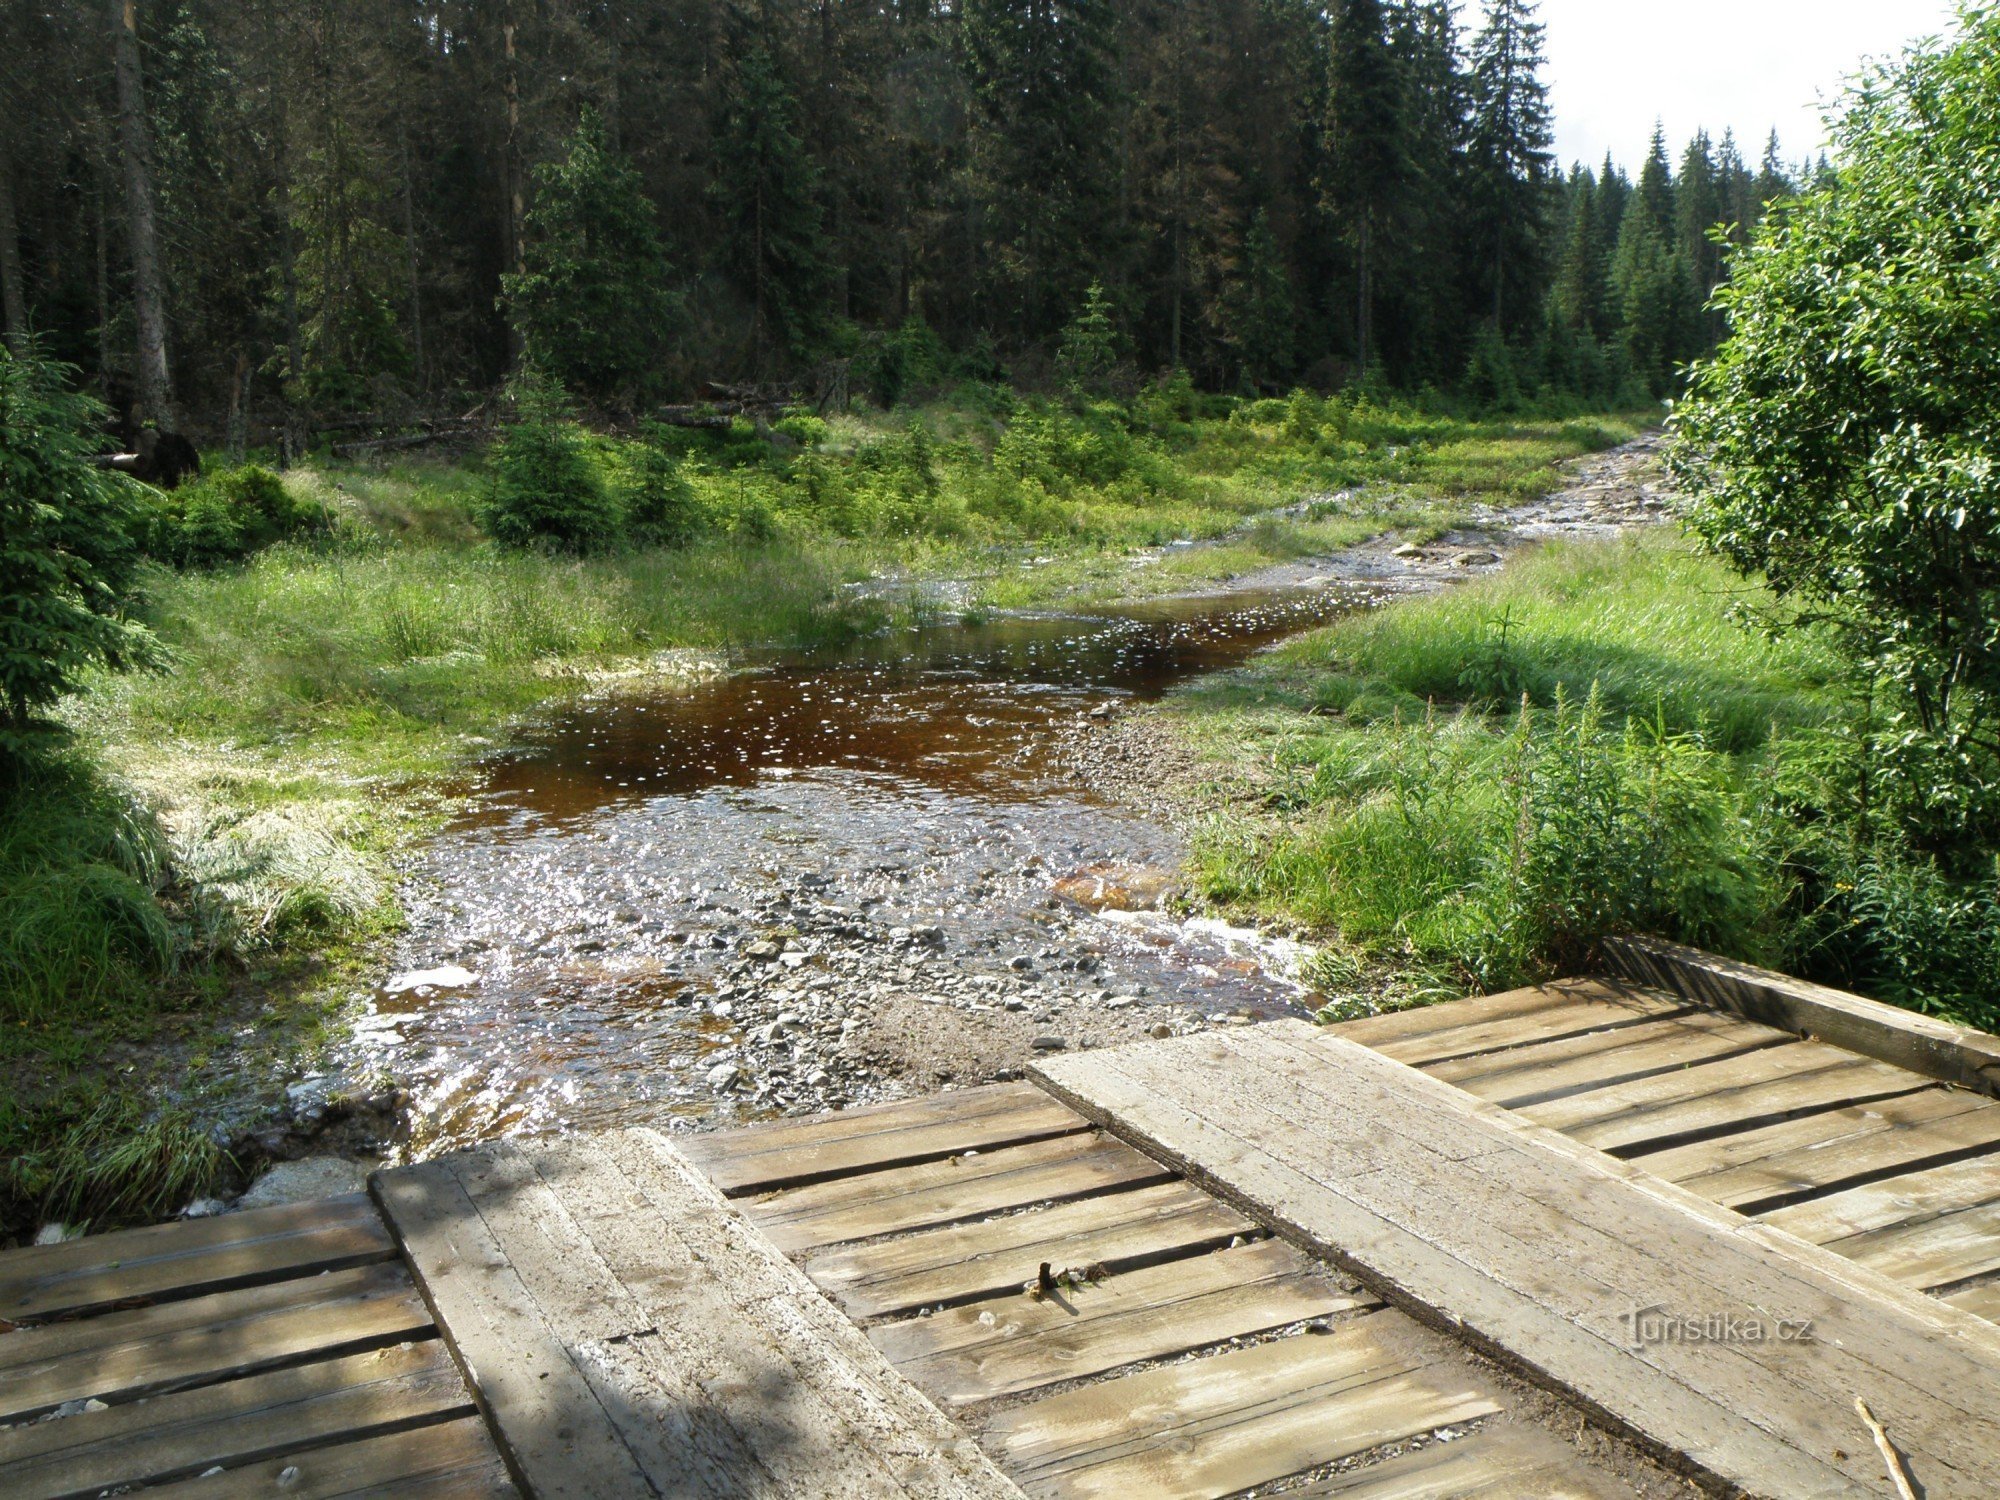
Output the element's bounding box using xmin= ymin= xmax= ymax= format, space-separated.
xmin=576 ymin=1136 xmax=1016 ymax=1500
xmin=1763 ymin=1157 xmax=2000 ymax=1289
xmin=1831 ymin=1199 xmax=2000 ymax=1291
xmin=1947 ymin=1282 xmax=2000 ymax=1322
xmin=802 ymin=1180 xmax=1257 ymax=1320
xmin=0 ymin=1194 xmax=394 ymax=1325
xmin=1428 ymin=1010 xmax=1790 ymax=1107
xmin=1288 ymin=1426 xmax=1640 ymax=1498
xmin=0 ymin=1259 xmax=432 ymax=1422
xmin=1604 ymin=936 xmax=2000 ymax=1099
xmin=0 ymin=1341 xmax=474 ymax=1500
xmin=685 ymin=1083 xmax=1091 ymax=1197
xmin=139 ymin=1415 xmax=516 ymax=1499
xmin=1033 ymin=1022 xmax=2000 ymax=1500
xmin=1761 ymin=1153 xmax=2000 ymax=1244
xmin=1522 ymin=1047 xmax=1931 ymax=1154
xmin=377 ymin=1134 xmax=1024 ymax=1499
xmin=1332 ymin=978 xmax=1686 ymax=1063
xmin=1637 ymin=1088 xmax=2000 ymax=1211
xmin=871 ymin=1238 xmax=1373 ymax=1405
xmin=373 ymin=1154 xmax=662 ymax=1500
xmin=748 ymin=1134 xmax=1173 ymax=1254
xmin=982 ymin=1313 xmax=1503 ymax=1500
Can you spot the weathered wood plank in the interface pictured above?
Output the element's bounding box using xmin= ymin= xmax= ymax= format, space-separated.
xmin=1034 ymin=1022 xmax=2000 ymax=1500
xmin=0 ymin=1195 xmax=394 ymax=1325
xmin=142 ymin=1415 xmax=516 ymax=1499
xmin=1523 ymin=1047 xmax=1931 ymax=1154
xmin=1761 ymin=1155 xmax=2000 ymax=1291
xmin=1947 ymin=1282 xmax=2000 ymax=1322
xmin=745 ymin=1132 xmax=1173 ymax=1253
xmin=1760 ymin=1153 xmax=2000 ymax=1245
xmin=549 ymin=1131 xmax=1024 ymax=1497
xmin=0 ymin=1340 xmax=473 ymax=1500
xmin=1831 ymin=1199 xmax=2000 ymax=1290
xmin=1605 ymin=936 xmax=2000 ymax=1099
xmin=1332 ymin=979 xmax=1686 ymax=1064
xmin=685 ymin=1083 xmax=1091 ymax=1197
xmin=1429 ymin=1010 xmax=1790 ymax=1107
xmin=1633 ymin=1087 xmax=2000 ymax=1211
xmin=982 ymin=1314 xmax=1502 ymax=1500
xmin=373 ymin=1155 xmax=661 ymax=1500
xmin=0 ymin=1259 xmax=432 ymax=1422
xmin=802 ymin=1180 xmax=1256 ymax=1320
xmin=871 ymin=1238 xmax=1371 ymax=1405
xmin=1287 ymin=1426 xmax=1640 ymax=1498
xmin=378 ymin=1133 xmax=1025 ymax=1499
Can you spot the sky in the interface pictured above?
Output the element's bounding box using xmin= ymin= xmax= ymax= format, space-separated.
xmin=1537 ymin=0 xmax=1963 ymax=173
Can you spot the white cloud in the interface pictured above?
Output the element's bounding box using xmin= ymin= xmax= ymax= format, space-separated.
xmin=1532 ymin=0 xmax=1962 ymax=171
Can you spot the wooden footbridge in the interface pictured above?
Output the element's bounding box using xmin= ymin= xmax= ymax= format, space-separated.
xmin=6 ymin=939 xmax=2000 ymax=1498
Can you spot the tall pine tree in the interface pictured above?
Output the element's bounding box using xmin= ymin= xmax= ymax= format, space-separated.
xmin=1322 ymin=0 xmax=1403 ymax=375
xmin=1465 ymin=0 xmax=1553 ymax=334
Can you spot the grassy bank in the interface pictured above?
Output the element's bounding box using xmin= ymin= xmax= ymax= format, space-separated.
xmin=1174 ymin=532 xmax=2000 ymax=1027
xmin=2 ymin=386 xmax=1644 ymax=1237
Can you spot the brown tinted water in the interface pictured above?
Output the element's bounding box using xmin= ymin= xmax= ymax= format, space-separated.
xmin=363 ymin=585 xmax=1375 ymax=1154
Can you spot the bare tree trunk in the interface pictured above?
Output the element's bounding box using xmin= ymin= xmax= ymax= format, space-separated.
xmin=1357 ymin=212 xmax=1373 ymax=379
xmin=110 ymin=0 xmax=174 ymax=427
xmin=227 ymin=348 xmax=248 ymax=459
xmin=94 ymin=164 xmax=112 ymax=390
xmin=398 ymin=119 xmax=426 ymax=391
xmin=0 ymin=132 xmax=26 ymax=352
xmin=500 ymin=10 xmax=525 ymax=365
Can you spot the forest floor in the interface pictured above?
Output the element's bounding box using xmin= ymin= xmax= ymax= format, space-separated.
xmin=3 ymin=400 xmax=1668 ymax=1240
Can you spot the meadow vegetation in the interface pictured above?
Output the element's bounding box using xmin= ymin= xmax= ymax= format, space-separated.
xmin=1179 ymin=535 xmax=2000 ymax=1030
xmin=0 ymin=369 xmax=1643 ymax=1234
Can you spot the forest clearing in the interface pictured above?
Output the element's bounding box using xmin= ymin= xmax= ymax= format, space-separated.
xmin=4 ymin=2 xmax=2000 ymax=1496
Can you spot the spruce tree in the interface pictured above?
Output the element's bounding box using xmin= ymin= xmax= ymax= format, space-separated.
xmin=1231 ymin=209 xmax=1295 ymax=386
xmin=959 ymin=0 xmax=1119 ymax=339
xmin=1322 ymin=0 xmax=1404 ymax=375
xmin=712 ymin=48 xmax=830 ymax=369
xmin=1551 ymin=165 xmax=1607 ymax=337
xmin=1634 ymin=126 xmax=1676 ymax=236
xmin=1381 ymin=0 xmax=1473 ymax=382
xmin=1465 ymin=0 xmax=1554 ymax=333
xmin=504 ymin=109 xmax=679 ymax=404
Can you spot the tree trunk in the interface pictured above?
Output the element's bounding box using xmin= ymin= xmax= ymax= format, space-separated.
xmin=502 ymin=11 xmax=525 ymax=364
xmin=1357 ymin=211 xmax=1373 ymax=378
xmin=398 ymin=118 xmax=426 ymax=389
xmin=110 ymin=0 xmax=174 ymax=427
xmin=0 ymin=132 xmax=26 ymax=352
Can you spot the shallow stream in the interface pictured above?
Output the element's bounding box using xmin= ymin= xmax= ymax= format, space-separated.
xmin=359 ymin=585 xmax=1378 ymax=1155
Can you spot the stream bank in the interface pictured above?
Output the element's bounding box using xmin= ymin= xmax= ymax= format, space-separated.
xmin=28 ymin=434 xmax=1669 ymax=1233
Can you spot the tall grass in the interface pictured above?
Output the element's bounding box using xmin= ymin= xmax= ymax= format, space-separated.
xmin=1269 ymin=536 xmax=1841 ymax=751
xmin=1180 ymin=535 xmax=1841 ymax=1002
xmin=1180 ymin=532 xmax=2000 ymax=1027
xmin=0 ymin=757 xmax=175 ymax=1030
xmin=96 ymin=537 xmax=869 ymax=763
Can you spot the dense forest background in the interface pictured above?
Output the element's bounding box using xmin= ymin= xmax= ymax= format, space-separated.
xmin=0 ymin=0 xmax=1809 ymax=432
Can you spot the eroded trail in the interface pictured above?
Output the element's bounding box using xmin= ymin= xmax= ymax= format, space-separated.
xmin=353 ymin=437 xmax=1667 ymax=1159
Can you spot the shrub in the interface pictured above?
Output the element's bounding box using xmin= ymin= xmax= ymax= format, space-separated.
xmin=620 ymin=431 xmax=708 ymax=547
xmin=479 ymin=378 xmax=619 ymax=552
xmin=0 ymin=346 xmax=158 ymax=760
xmin=144 ymin=465 xmax=313 ymax=568
xmin=1672 ymin=13 xmax=2000 ymax=856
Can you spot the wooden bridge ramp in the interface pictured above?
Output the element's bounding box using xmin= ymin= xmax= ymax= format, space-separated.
xmin=3 ymin=939 xmax=1999 ymax=1498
